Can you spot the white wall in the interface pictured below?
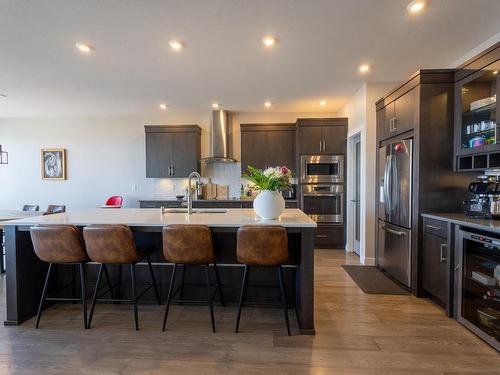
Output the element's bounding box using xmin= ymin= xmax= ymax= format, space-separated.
xmin=341 ymin=82 xmax=399 ymax=265
xmin=447 ymin=31 xmax=500 ymax=68
xmin=0 ymin=111 xmax=334 ymax=211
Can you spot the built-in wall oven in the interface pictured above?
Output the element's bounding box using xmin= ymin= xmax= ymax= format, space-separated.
xmin=300 ymin=184 xmax=343 ymax=224
xmin=457 ymin=229 xmax=500 ymax=351
xmin=300 ymin=155 xmax=344 ymax=184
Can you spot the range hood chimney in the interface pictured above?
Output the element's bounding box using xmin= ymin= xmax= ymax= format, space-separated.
xmin=202 ymin=110 xmax=236 ymax=163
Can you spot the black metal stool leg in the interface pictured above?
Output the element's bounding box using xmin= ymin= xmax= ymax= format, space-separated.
xmin=130 ymin=264 xmax=139 ymax=331
xmin=179 ymin=264 xmax=186 ymax=305
xmin=35 ymin=262 xmax=53 ymax=329
xmin=103 ymin=264 xmax=114 ymax=299
xmin=235 ymin=265 xmax=249 ymax=333
xmin=146 ymin=256 xmax=161 ymax=305
xmin=162 ymin=263 xmax=177 ymax=331
xmin=277 ymin=266 xmax=291 ymax=336
xmin=205 ymin=265 xmax=216 ymax=333
xmin=116 ymin=264 xmax=122 ymax=300
xmin=71 ymin=264 xmax=78 ymax=304
xmin=87 ymin=264 xmax=104 ymax=329
xmin=213 ymin=262 xmax=225 ymax=306
xmin=79 ymin=263 xmax=88 ymax=329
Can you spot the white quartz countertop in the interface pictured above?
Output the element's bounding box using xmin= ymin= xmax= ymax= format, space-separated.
xmin=422 ymin=213 xmax=500 ymax=234
xmin=3 ymin=208 xmax=317 ymax=228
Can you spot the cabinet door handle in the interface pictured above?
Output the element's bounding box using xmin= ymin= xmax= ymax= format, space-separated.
xmin=316 ymin=234 xmax=328 ymax=238
xmin=172 ymin=166 xmax=175 ymax=176
xmin=392 ymin=117 xmax=397 ymax=132
xmin=323 ymin=140 xmax=326 ymax=151
xmin=319 ymin=141 xmax=322 ymax=152
xmin=440 ymin=243 xmax=447 ymax=263
xmin=389 ymin=118 xmax=393 ymax=132
xmin=425 ymin=224 xmax=442 ymax=230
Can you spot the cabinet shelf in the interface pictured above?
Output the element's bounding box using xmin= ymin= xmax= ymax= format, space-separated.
xmin=463 ymin=102 xmax=496 ymax=116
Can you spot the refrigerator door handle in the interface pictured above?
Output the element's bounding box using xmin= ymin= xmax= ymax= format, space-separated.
xmin=391 ymin=155 xmax=399 ymax=211
xmin=383 ymin=155 xmax=391 ymax=214
xmin=384 ymin=155 xmax=393 ymax=213
xmin=382 ymin=225 xmax=407 ymax=236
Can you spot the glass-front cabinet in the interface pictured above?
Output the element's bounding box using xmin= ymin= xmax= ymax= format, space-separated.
xmin=456 ymin=59 xmax=500 ymax=171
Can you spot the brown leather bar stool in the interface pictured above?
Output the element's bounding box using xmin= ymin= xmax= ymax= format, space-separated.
xmin=83 ymin=225 xmax=161 ymax=330
xmin=162 ymin=225 xmax=224 ymax=333
xmin=30 ymin=225 xmax=90 ymax=329
xmin=235 ymin=225 xmax=292 ymax=336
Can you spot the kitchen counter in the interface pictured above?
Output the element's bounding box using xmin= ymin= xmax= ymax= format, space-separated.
xmin=422 ymin=213 xmax=500 ymax=234
xmin=4 ymin=208 xmax=314 ymax=228
xmin=3 ymin=208 xmax=317 ymax=334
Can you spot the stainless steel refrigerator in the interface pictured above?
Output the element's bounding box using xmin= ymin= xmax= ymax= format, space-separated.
xmin=378 ymin=138 xmax=413 ymax=287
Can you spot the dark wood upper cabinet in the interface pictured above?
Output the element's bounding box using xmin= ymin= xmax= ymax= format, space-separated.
xmin=453 ymin=42 xmax=500 ymax=171
xmin=296 ymin=125 xmax=323 ymax=154
xmin=377 ymin=103 xmax=393 ymax=142
xmin=376 ymin=89 xmax=417 ymax=141
xmin=240 ymin=123 xmax=296 ymax=174
xmin=296 ymin=118 xmax=348 ymax=155
xmin=393 ymin=88 xmax=417 ymax=136
xmin=145 ymin=125 xmax=201 ymax=178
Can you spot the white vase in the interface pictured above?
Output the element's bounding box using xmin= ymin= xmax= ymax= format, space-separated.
xmin=253 ymin=190 xmax=285 ymax=219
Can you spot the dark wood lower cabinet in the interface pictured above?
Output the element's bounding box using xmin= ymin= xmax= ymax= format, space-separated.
xmin=422 ymin=217 xmax=452 ymax=316
xmin=139 ymin=200 xmax=299 ymax=209
xmin=314 ymin=225 xmax=344 ymax=249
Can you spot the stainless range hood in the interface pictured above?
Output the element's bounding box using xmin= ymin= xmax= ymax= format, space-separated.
xmin=202 ymin=110 xmax=236 ymax=163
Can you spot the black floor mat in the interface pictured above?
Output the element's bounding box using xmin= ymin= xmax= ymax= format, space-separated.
xmin=341 ymin=265 xmax=410 ymax=295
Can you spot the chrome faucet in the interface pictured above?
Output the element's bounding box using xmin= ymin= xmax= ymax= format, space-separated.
xmin=187 ymin=171 xmax=201 ymax=214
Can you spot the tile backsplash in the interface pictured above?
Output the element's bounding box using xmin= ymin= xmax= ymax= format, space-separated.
xmin=152 ymin=162 xmax=246 ymax=199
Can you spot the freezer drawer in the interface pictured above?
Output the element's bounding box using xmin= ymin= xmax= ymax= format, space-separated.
xmin=378 ymin=220 xmax=411 ymax=288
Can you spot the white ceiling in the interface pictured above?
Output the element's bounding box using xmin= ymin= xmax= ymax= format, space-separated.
xmin=1 ymin=0 xmax=499 ymax=117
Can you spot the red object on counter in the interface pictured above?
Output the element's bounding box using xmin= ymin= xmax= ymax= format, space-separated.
xmin=105 ymin=196 xmax=123 ymax=206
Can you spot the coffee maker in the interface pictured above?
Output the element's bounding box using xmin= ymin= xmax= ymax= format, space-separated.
xmin=464 ymin=172 xmax=500 ymax=219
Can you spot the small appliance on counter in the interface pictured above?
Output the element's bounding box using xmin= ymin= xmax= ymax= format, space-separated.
xmin=279 ymin=184 xmax=296 ymax=200
xmin=463 ymin=171 xmax=500 ymax=219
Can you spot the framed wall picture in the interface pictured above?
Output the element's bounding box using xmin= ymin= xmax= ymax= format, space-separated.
xmin=41 ymin=148 xmax=66 ymax=180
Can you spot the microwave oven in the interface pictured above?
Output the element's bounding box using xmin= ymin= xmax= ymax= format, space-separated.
xmin=300 ymin=155 xmax=344 ymax=184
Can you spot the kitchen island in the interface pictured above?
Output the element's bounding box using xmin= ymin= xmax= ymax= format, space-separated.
xmin=2 ymin=208 xmax=317 ymax=334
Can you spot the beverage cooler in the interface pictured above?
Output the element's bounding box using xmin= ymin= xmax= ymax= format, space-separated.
xmin=458 ymin=229 xmax=500 ymax=351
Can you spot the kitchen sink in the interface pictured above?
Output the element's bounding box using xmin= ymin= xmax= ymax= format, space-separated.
xmin=163 ymin=208 xmax=228 ymax=214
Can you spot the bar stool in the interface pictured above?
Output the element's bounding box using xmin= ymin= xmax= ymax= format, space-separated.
xmin=162 ymin=224 xmax=224 ymax=333
xmin=83 ymin=225 xmax=161 ymax=330
xmin=235 ymin=225 xmax=292 ymax=336
xmin=30 ymin=225 xmax=89 ymax=329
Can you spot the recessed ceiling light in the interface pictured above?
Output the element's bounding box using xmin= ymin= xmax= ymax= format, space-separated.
xmin=494 ymin=70 xmax=498 ymax=75
xmin=358 ymin=64 xmax=370 ymax=73
xmin=169 ymin=40 xmax=183 ymax=51
xmin=262 ymin=36 xmax=276 ymax=47
xmin=212 ymin=103 xmax=220 ymax=109
xmin=264 ymin=101 xmax=272 ymax=108
xmin=159 ymin=103 xmax=168 ymax=110
xmin=407 ymin=0 xmax=425 ymax=13
xmin=320 ymin=100 xmax=327 ymax=107
xmin=75 ymin=42 xmax=94 ymax=53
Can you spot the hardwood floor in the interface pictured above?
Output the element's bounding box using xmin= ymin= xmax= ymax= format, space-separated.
xmin=0 ymin=250 xmax=498 ymax=374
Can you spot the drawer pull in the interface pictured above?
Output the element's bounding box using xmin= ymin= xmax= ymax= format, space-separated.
xmin=426 ymin=224 xmax=442 ymax=230
xmin=316 ymin=234 xmax=328 ymax=238
xmin=440 ymin=243 xmax=447 ymax=263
